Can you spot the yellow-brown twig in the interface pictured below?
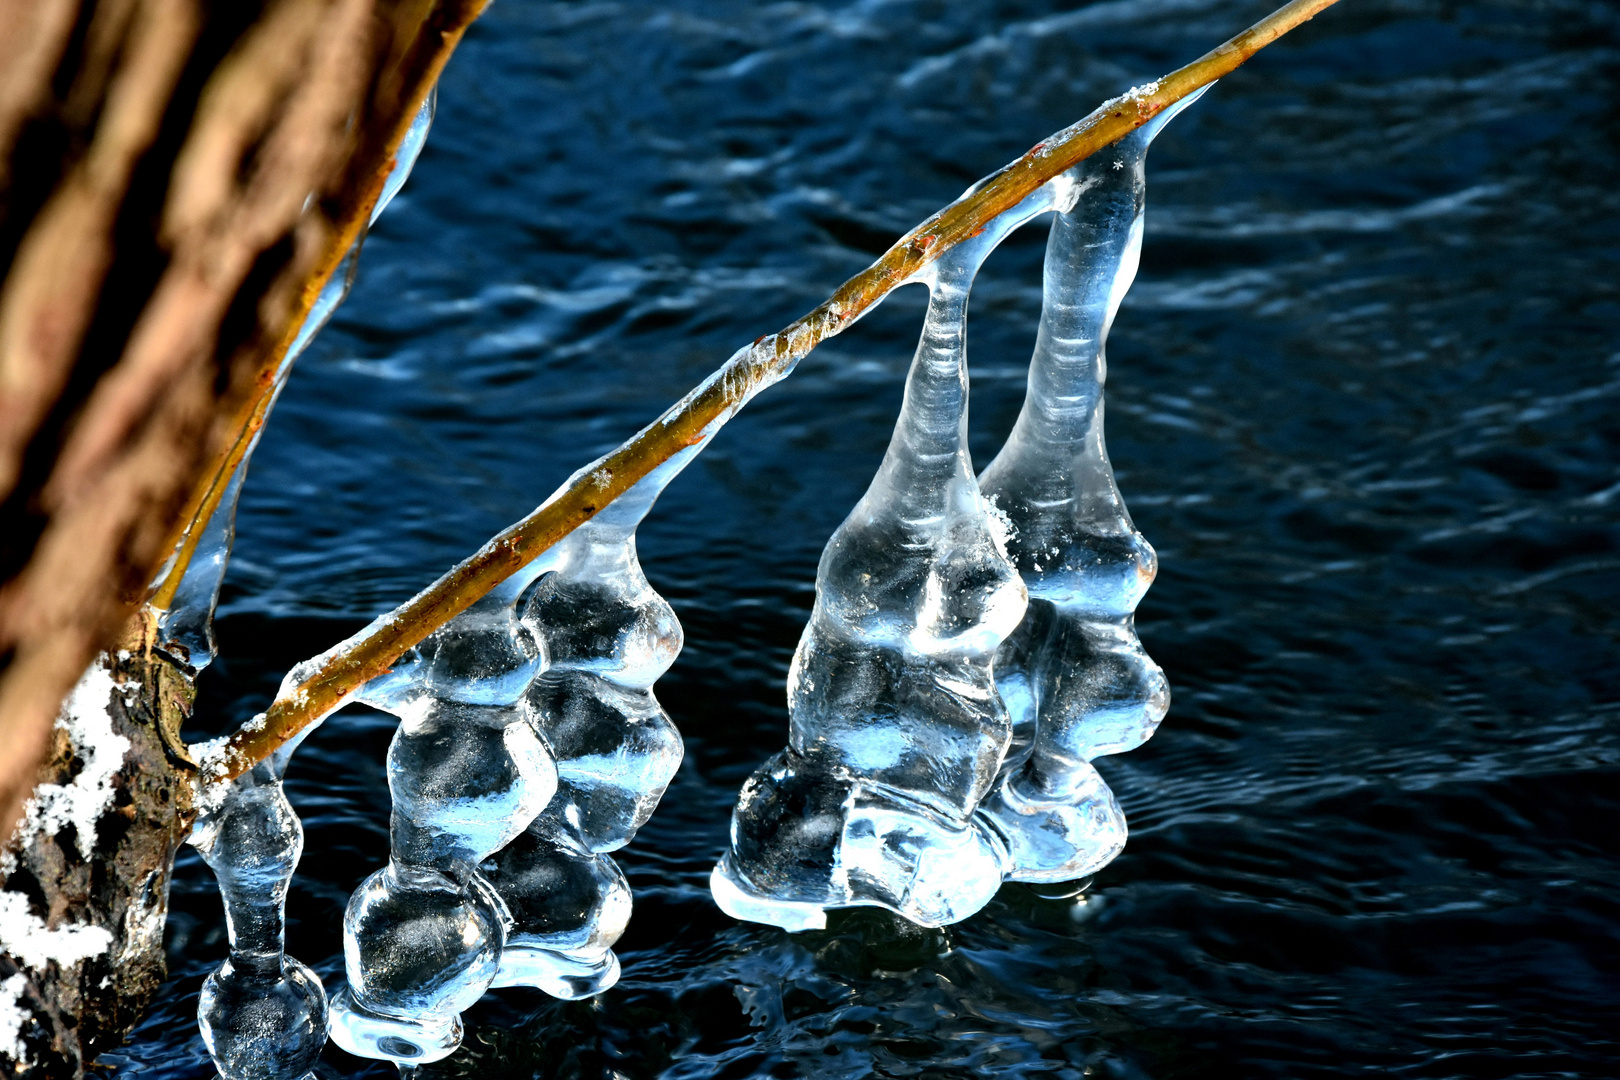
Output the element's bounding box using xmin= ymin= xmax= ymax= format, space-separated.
xmin=148 ymin=383 xmax=273 ymax=611
xmin=214 ymin=0 xmax=1345 ymax=780
xmin=148 ymin=0 xmax=488 ymax=614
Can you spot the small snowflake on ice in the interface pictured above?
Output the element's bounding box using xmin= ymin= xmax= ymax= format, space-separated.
xmin=1112 ymin=160 xmax=1125 ymax=170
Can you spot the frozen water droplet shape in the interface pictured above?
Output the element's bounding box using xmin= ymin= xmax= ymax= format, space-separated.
xmin=715 ymin=86 xmax=1208 ymax=926
xmin=333 ymin=413 xmax=700 ymax=1058
xmin=485 ymin=468 xmax=685 ymax=998
xmin=975 ymin=89 xmax=1206 ymax=884
xmin=714 ymin=180 xmax=1075 ymax=930
xmin=331 ymin=674 xmax=551 ymax=1063
xmin=191 ymin=764 xmax=327 ymax=1080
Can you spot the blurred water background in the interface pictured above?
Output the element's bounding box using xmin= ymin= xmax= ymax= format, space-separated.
xmin=114 ymin=1 xmax=1620 ymax=1076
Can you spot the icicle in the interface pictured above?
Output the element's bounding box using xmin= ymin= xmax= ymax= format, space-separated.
xmin=190 ymin=759 xmax=327 ymax=1080
xmin=711 ymin=180 xmax=1068 ymax=931
xmin=974 ymin=88 xmax=1207 ymax=884
xmin=325 ymin=630 xmax=555 ymax=1066
xmin=330 ymin=442 xmax=700 ymax=1062
xmin=158 ymin=91 xmax=438 ymax=670
xmin=482 ymin=466 xmax=685 ymax=999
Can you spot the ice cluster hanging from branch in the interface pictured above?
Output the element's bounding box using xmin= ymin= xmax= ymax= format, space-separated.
xmin=714 ymin=88 xmax=1204 ymax=931
xmin=164 ymin=0 xmax=1342 ymax=1072
xmin=976 ymin=104 xmax=1191 ymax=888
xmin=191 ymin=758 xmax=327 ymax=1080
xmin=328 ymin=452 xmax=697 ymax=1066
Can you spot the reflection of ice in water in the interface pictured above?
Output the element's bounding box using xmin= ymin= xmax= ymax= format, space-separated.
xmin=330 ymin=444 xmax=698 ymax=1064
xmin=715 ymin=90 xmax=1202 ymax=930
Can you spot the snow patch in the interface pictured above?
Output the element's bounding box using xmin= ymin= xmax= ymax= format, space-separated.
xmin=984 ymin=495 xmax=1017 ymax=556
xmin=0 ymin=891 xmax=113 ymax=971
xmin=188 ymin=737 xmax=235 ymax=820
xmin=3 ymin=660 xmax=132 ymax=872
xmin=0 ymin=972 xmax=30 ymax=1062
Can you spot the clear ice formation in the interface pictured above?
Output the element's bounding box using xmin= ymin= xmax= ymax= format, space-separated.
xmin=329 ymin=447 xmax=698 ymax=1065
xmin=711 ymin=184 xmax=1051 ymax=931
xmin=713 ymin=89 xmax=1203 ymax=931
xmin=190 ymin=753 xmax=328 ymax=1080
xmin=186 ymin=74 xmax=1201 ymax=1071
xmin=159 ymin=91 xmax=437 ymax=671
xmin=975 ymin=92 xmax=1203 ymax=885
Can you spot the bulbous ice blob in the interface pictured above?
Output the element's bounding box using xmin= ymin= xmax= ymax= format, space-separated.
xmin=198 ymin=957 xmax=326 ymax=1080
xmin=523 ymin=521 xmax=682 ymax=689
xmin=333 ymin=625 xmax=556 ymax=1064
xmin=386 ymin=700 xmax=557 ymax=867
xmin=525 ymin=674 xmax=682 ymax=851
xmin=975 ymin=88 xmax=1207 ymax=884
xmin=331 ymin=699 xmax=548 ymax=1064
xmin=191 ymin=764 xmax=327 ymax=1080
xmin=330 ymin=853 xmax=509 ymax=1064
xmin=483 ymin=824 xmax=631 ymax=999
xmin=342 ymin=863 xmax=505 ymax=1015
xmin=715 ymin=180 xmax=1077 ymax=930
xmin=483 ymin=491 xmax=685 ymax=996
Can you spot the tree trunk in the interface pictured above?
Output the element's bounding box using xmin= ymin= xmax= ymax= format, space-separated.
xmin=1 ymin=611 xmax=194 ymax=1076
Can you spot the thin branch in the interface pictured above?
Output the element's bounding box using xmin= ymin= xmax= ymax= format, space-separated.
xmin=147 ymin=382 xmax=272 ymax=612
xmin=215 ymin=0 xmax=1345 ymax=781
xmin=148 ymin=1 xmax=489 ymax=613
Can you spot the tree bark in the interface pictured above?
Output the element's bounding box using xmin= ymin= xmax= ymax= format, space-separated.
xmin=1 ymin=611 xmax=194 ymax=1077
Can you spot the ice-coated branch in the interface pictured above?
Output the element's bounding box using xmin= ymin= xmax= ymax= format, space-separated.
xmin=146 ymin=3 xmax=487 ymax=616
xmin=0 ymin=0 xmax=492 ymax=873
xmin=211 ymin=0 xmax=1345 ymax=783
xmin=151 ymin=95 xmax=439 ymax=671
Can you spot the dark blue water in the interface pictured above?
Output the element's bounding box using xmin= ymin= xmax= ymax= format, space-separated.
xmin=113 ymin=1 xmax=1620 ymax=1076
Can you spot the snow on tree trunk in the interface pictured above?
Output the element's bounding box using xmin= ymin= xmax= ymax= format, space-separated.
xmin=0 ymin=612 xmax=195 ymax=1077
